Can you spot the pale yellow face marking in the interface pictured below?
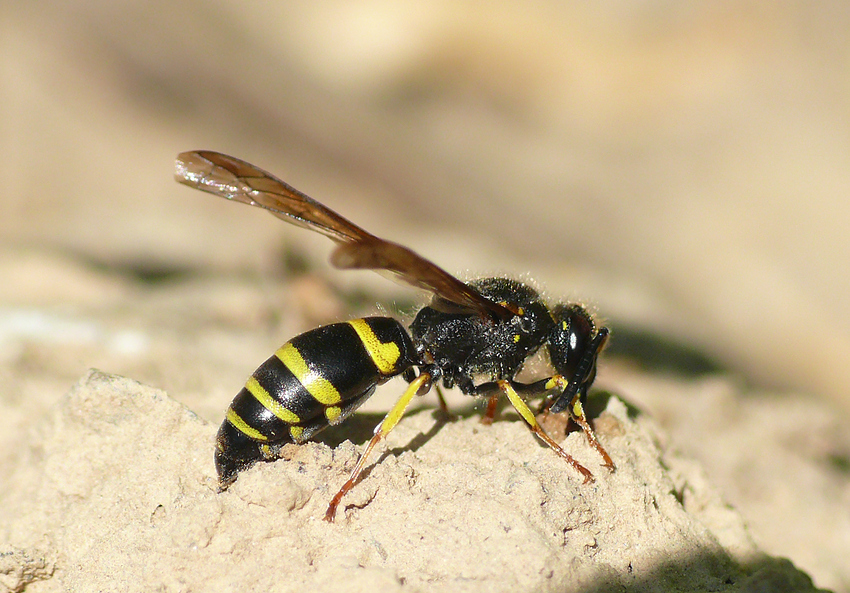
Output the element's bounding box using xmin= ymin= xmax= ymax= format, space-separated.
xmin=226 ymin=408 xmax=268 ymax=441
xmin=325 ymin=406 xmax=342 ymax=423
xmin=347 ymin=319 xmax=401 ymax=376
xmin=276 ymin=342 xmax=342 ymax=405
xmin=245 ymin=376 xmax=301 ymax=424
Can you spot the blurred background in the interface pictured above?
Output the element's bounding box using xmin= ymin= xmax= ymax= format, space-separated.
xmin=3 ymin=1 xmax=849 ymax=408
xmin=3 ymin=1 xmax=850 ymax=589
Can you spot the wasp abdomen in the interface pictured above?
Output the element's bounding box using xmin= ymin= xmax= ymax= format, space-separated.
xmin=215 ymin=317 xmax=417 ymax=487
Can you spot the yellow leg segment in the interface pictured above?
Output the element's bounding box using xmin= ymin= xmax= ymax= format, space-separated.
xmin=566 ymin=393 xmax=615 ymax=470
xmin=499 ymin=380 xmax=594 ymax=483
xmin=537 ymin=374 xmax=614 ymax=471
xmin=324 ymin=372 xmax=432 ymax=522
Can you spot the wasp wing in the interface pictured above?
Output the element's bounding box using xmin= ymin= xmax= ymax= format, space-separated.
xmin=329 ymin=241 xmax=515 ymax=319
xmin=176 ymin=150 xmax=367 ymax=244
xmin=176 ymin=151 xmax=514 ymax=321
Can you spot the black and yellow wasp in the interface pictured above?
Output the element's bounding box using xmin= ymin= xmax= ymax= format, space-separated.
xmin=175 ymin=151 xmax=614 ymax=521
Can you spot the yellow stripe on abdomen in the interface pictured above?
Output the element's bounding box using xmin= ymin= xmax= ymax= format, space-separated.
xmin=347 ymin=319 xmax=400 ymax=375
xmin=244 ymin=376 xmax=301 ymax=424
xmin=275 ymin=342 xmax=342 ymax=405
xmin=226 ymin=408 xmax=268 ymax=441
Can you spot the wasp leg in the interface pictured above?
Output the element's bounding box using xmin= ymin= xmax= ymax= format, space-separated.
xmin=493 ymin=379 xmax=594 ymax=483
xmin=515 ymin=376 xmax=614 ymax=471
xmin=561 ymin=388 xmax=614 ymax=471
xmin=433 ymin=384 xmax=456 ymax=421
xmin=480 ymin=390 xmax=500 ymax=425
xmin=324 ymin=371 xmax=434 ymax=522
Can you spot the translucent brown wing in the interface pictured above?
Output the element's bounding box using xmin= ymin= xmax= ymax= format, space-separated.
xmin=175 ymin=151 xmax=514 ymax=320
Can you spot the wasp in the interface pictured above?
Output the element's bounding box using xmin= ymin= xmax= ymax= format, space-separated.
xmin=175 ymin=151 xmax=614 ymax=521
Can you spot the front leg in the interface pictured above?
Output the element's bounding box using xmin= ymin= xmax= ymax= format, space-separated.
xmin=471 ymin=381 xmax=501 ymax=425
xmin=490 ymin=380 xmax=593 ymax=482
xmin=511 ymin=376 xmax=615 ymax=471
xmin=499 ymin=375 xmax=576 ymax=414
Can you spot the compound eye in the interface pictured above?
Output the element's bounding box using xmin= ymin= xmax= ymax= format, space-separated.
xmin=568 ymin=308 xmax=595 ymax=349
xmin=568 ymin=326 xmax=580 ymax=354
xmin=549 ymin=304 xmax=597 ymax=377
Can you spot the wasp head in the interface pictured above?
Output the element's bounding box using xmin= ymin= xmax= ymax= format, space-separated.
xmin=547 ymin=304 xmax=609 ymax=414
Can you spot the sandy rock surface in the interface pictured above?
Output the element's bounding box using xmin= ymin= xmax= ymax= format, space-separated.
xmin=0 ymin=368 xmax=829 ymax=593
